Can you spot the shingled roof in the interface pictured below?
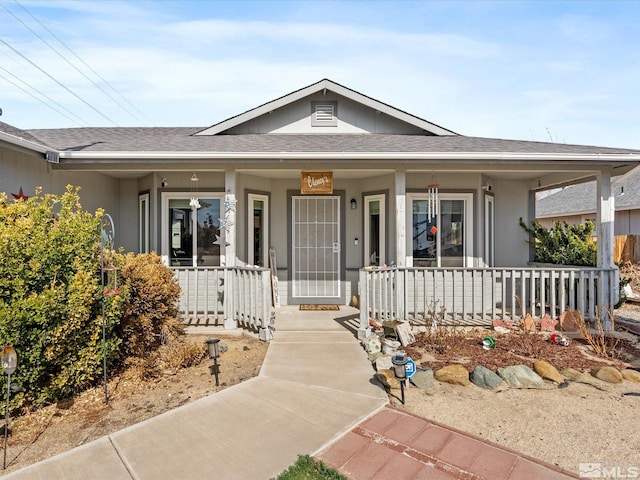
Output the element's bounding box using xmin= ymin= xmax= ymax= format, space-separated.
xmin=8 ymin=126 xmax=640 ymax=156
xmin=537 ymin=169 xmax=640 ymax=217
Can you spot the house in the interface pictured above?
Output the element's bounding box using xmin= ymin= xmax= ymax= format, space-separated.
xmin=2 ymin=79 xmax=639 ymax=339
xmin=537 ymin=168 xmax=640 ymax=236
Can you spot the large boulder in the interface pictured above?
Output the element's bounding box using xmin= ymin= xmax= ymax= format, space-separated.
xmin=560 ymin=368 xmax=596 ymax=385
xmin=435 ymin=365 xmax=469 ymax=386
xmin=497 ymin=365 xmax=545 ymax=389
xmin=621 ymin=369 xmax=640 ymax=383
xmin=410 ymin=368 xmax=434 ymax=390
xmin=533 ymin=360 xmax=565 ymax=384
xmin=591 ymin=366 xmax=623 ymax=384
xmin=374 ymin=369 xmax=401 ymax=390
xmin=470 ymin=365 xmax=503 ymax=390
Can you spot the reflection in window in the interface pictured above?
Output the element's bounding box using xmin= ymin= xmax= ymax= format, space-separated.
xmin=169 ymin=198 xmax=221 ymax=267
xmin=412 ymin=199 xmax=437 ymax=267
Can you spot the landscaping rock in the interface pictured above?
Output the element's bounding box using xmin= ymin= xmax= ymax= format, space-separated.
xmin=396 ymin=322 xmax=416 ymax=346
xmin=374 ymin=369 xmax=400 ymax=390
xmin=435 ymin=365 xmax=470 ymax=386
xmin=492 ymin=319 xmax=513 ymax=330
xmin=539 ymin=314 xmax=558 ymax=332
xmin=470 ymin=365 xmax=503 ymax=390
xmin=533 ymin=360 xmax=565 ymax=384
xmin=497 ymin=365 xmax=545 ymax=389
xmin=591 ymin=366 xmax=623 ymax=384
xmin=559 ymin=310 xmax=582 ymax=332
xmin=381 ymin=339 xmax=401 ymax=355
xmin=560 ymin=368 xmax=596 ymax=385
xmin=374 ymin=354 xmax=393 ymax=371
xmin=365 ymin=336 xmax=381 ymax=355
xmin=521 ymin=314 xmax=537 ymax=332
xmin=410 ymin=368 xmax=434 ymax=390
xmin=622 ymin=369 xmax=640 ymax=383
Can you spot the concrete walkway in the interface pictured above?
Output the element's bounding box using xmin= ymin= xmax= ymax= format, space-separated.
xmin=4 ymin=306 xmax=388 ymax=480
xmin=4 ymin=306 xmax=580 ymax=480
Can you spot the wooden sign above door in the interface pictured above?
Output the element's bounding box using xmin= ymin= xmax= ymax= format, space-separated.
xmin=301 ymin=172 xmax=333 ymax=194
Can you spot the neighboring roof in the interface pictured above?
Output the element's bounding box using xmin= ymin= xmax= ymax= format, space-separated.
xmin=537 ymin=169 xmax=640 ymax=217
xmin=194 ymin=78 xmax=458 ymax=136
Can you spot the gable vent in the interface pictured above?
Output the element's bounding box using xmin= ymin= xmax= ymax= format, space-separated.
xmin=315 ymin=104 xmax=334 ymax=121
xmin=311 ymin=101 xmax=338 ymax=126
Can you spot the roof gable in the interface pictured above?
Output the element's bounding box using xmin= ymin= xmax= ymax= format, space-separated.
xmin=194 ymin=79 xmax=457 ymax=136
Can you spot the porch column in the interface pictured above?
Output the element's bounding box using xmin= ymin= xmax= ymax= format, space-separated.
xmin=596 ymin=169 xmax=616 ymax=331
xmin=224 ymin=168 xmax=237 ymax=267
xmin=395 ymin=169 xmax=406 ymax=321
xmin=395 ymin=169 xmax=406 ymax=266
xmin=224 ymin=168 xmax=238 ymax=330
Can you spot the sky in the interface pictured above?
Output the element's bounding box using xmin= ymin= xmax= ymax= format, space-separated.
xmin=0 ymin=0 xmax=639 ymax=149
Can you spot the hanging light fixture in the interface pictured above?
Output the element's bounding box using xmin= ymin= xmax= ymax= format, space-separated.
xmin=190 ymin=173 xmax=200 ymax=209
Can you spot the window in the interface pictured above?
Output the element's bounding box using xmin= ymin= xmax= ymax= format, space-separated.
xmin=248 ymin=193 xmax=269 ymax=267
xmin=139 ymin=193 xmax=149 ymax=253
xmin=161 ymin=193 xmax=224 ymax=267
xmin=407 ymin=193 xmax=473 ymax=267
xmin=311 ymin=101 xmax=338 ymax=126
xmin=364 ymin=194 xmax=385 ymax=266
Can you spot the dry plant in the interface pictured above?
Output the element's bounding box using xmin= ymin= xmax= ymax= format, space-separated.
xmin=510 ymin=330 xmax=545 ymax=358
xmin=575 ymin=309 xmax=620 ymax=359
xmin=422 ymin=300 xmax=466 ymax=355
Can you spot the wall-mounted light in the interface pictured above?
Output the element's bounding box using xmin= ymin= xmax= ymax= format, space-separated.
xmin=350 ymin=198 xmax=357 ymax=209
xmin=161 ymin=178 xmax=168 ymax=188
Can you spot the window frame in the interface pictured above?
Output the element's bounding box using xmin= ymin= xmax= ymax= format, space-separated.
xmin=364 ymin=193 xmax=386 ymax=267
xmin=406 ymin=192 xmax=474 ymax=268
xmin=161 ymin=191 xmax=225 ymax=267
xmin=247 ymin=192 xmax=269 ymax=267
xmin=138 ymin=192 xmax=150 ymax=254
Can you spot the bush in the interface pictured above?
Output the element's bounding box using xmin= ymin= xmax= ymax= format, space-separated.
xmin=519 ymin=218 xmax=597 ymax=266
xmin=0 ymin=186 xmax=123 ymax=410
xmin=117 ymin=252 xmax=183 ymax=362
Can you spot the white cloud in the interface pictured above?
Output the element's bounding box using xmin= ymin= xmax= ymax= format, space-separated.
xmin=0 ymin=1 xmax=638 ymax=149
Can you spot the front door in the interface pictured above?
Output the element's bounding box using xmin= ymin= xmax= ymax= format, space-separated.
xmin=291 ymin=196 xmax=341 ymax=303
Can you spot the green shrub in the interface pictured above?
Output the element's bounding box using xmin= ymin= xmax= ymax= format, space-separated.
xmin=0 ymin=186 xmax=122 ymax=410
xmin=519 ymin=218 xmax=597 ymax=266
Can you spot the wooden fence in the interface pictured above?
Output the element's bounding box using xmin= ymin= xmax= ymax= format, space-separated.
xmin=615 ymin=235 xmax=640 ymax=264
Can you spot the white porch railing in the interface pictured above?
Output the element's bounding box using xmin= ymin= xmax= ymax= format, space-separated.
xmin=174 ymin=266 xmax=273 ymax=341
xmin=358 ymin=266 xmax=619 ymax=338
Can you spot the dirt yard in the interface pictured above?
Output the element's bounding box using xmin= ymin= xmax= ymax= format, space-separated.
xmin=396 ymin=304 xmax=640 ymax=474
xmin=0 ymin=334 xmax=267 ymax=476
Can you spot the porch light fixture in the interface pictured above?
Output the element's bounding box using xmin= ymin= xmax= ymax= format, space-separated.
xmin=350 ymin=198 xmax=357 ymax=209
xmin=206 ymin=338 xmax=221 ymax=386
xmin=391 ymin=352 xmax=408 ymax=405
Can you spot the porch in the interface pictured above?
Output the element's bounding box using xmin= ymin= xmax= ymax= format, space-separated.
xmin=172 ymin=264 xmax=619 ymax=341
xmin=174 ymin=266 xmax=274 ymax=341
xmin=357 ymin=265 xmax=619 ymax=339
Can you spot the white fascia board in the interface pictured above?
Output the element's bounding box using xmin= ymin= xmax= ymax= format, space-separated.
xmin=0 ymin=131 xmax=49 ymax=155
xmin=195 ymin=80 xmax=332 ymax=136
xmin=59 ymin=151 xmax=640 ymax=162
xmin=195 ymin=79 xmax=457 ymax=136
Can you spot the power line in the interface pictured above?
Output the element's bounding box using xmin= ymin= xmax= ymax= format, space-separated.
xmin=9 ymin=1 xmax=147 ymax=123
xmin=0 ymin=66 xmax=86 ymax=126
xmin=0 ymin=37 xmax=119 ymax=126
xmin=13 ymin=0 xmax=149 ymax=123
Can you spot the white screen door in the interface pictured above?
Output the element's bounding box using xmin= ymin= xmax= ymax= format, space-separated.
xmin=292 ymin=196 xmax=340 ymax=301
